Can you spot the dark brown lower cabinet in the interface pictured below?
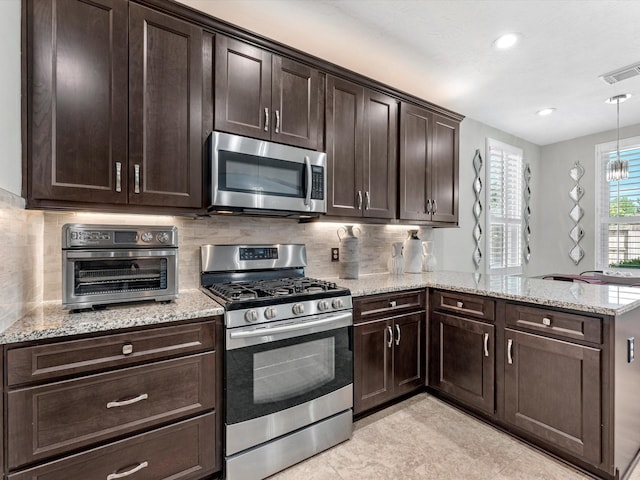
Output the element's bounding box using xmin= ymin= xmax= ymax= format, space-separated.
xmin=354 ymin=309 xmax=424 ymax=415
xmin=504 ymin=328 xmax=602 ymax=465
xmin=429 ymin=312 xmax=495 ymax=414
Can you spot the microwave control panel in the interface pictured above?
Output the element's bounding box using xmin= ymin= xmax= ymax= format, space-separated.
xmin=311 ymin=166 xmax=324 ymax=200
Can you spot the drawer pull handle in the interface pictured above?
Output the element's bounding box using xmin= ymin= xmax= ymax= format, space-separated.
xmin=122 ymin=343 xmax=133 ymax=355
xmin=107 ymin=393 xmax=148 ymax=409
xmin=456 ymin=301 xmax=464 ymax=308
xmin=395 ymin=324 xmax=401 ymax=346
xmin=507 ymin=339 xmax=513 ymax=365
xmin=107 ymin=461 xmax=149 ymax=479
xmin=483 ymin=332 xmax=489 ymax=357
xmin=389 ymin=300 xmax=397 ymax=308
xmin=542 ymin=317 xmax=552 ymax=326
xmin=386 ymin=325 xmax=393 ymax=348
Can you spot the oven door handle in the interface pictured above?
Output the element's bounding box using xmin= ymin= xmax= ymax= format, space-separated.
xmin=229 ymin=312 xmax=351 ymax=339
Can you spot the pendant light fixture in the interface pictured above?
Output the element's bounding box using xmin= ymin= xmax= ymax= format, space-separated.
xmin=605 ymin=93 xmax=631 ymax=182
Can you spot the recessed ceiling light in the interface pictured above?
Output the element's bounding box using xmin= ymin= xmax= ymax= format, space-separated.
xmin=605 ymin=94 xmax=631 ymax=104
xmin=493 ymin=33 xmax=519 ymax=50
xmin=536 ymin=108 xmax=556 ymax=116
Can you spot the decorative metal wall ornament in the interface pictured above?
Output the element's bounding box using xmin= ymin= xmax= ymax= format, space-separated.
xmin=568 ymin=161 xmax=585 ymax=265
xmin=523 ymin=163 xmax=532 ymax=263
xmin=472 ymin=149 xmax=483 ymax=270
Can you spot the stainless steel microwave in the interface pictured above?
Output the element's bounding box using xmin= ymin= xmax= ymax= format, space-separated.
xmin=208 ymin=132 xmax=327 ymax=217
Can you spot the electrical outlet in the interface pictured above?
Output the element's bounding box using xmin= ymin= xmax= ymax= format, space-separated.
xmin=629 ymin=337 xmax=635 ymax=363
xmin=331 ymin=248 xmax=339 ymax=262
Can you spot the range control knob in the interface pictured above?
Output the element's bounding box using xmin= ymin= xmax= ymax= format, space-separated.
xmin=140 ymin=232 xmax=154 ymax=243
xmin=156 ymin=232 xmax=170 ymax=244
xmin=332 ymin=298 xmax=344 ymax=309
xmin=292 ymin=303 xmax=305 ymax=315
xmin=264 ymin=306 xmax=277 ymax=320
xmin=318 ymin=300 xmax=330 ymax=311
xmin=244 ymin=310 xmax=259 ymax=323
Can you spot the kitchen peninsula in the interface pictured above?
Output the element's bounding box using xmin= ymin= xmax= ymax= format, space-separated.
xmin=1 ymin=272 xmax=639 ymax=480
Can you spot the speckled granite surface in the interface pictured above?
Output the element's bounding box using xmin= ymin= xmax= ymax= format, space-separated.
xmin=331 ymin=271 xmax=640 ymax=316
xmin=0 ymin=290 xmax=224 ymax=345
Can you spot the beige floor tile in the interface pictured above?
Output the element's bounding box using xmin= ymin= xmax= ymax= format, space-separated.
xmin=267 ymin=393 xmax=639 ymax=480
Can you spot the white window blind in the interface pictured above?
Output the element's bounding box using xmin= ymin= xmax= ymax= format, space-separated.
xmin=596 ymin=136 xmax=640 ymax=270
xmin=486 ymin=138 xmax=524 ymax=275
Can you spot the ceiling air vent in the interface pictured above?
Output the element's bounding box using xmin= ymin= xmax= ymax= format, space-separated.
xmin=600 ymin=62 xmax=640 ymax=85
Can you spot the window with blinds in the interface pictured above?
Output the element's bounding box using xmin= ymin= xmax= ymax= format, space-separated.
xmin=486 ymin=138 xmax=524 ymax=275
xmin=596 ymin=136 xmax=640 ymax=270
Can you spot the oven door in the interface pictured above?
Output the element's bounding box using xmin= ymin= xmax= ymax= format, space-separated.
xmin=225 ymin=311 xmax=353 ymax=455
xmin=62 ymin=249 xmax=178 ymax=309
xmin=209 ymin=131 xmax=326 ymax=214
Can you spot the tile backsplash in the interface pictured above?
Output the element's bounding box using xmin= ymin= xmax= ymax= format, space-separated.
xmin=42 ymin=211 xmax=433 ymax=301
xmin=0 ymin=189 xmax=43 ymax=330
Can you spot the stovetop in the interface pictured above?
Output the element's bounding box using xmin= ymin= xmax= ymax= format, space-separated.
xmin=202 ymin=276 xmax=349 ymax=310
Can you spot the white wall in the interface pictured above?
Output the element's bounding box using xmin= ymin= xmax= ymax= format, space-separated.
xmin=0 ymin=0 xmax=23 ymax=196
xmin=531 ymin=123 xmax=640 ymax=276
xmin=432 ymin=118 xmax=541 ymax=274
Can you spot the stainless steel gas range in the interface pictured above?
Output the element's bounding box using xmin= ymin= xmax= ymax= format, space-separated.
xmin=200 ymin=244 xmax=353 ymax=480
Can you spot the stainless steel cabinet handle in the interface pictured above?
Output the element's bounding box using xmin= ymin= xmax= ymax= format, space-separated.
xmin=507 ymin=339 xmax=513 ymax=364
xmin=106 ymin=393 xmax=148 ymax=409
xmin=542 ymin=317 xmax=552 ymax=326
xmin=133 ymin=164 xmax=140 ymax=194
xmin=357 ymin=191 xmax=363 ymax=210
xmin=433 ymin=199 xmax=438 ymax=214
xmin=425 ymin=198 xmax=432 ymax=214
xmin=456 ymin=301 xmax=464 ymax=308
xmin=483 ymin=332 xmax=489 ymax=357
xmin=365 ymin=191 xmax=370 ymax=210
xmin=106 ymin=461 xmax=149 ymax=480
xmin=386 ymin=325 xmax=393 ymax=348
xmin=395 ymin=324 xmax=401 ymax=346
xmin=115 ymin=162 xmax=122 ymax=192
xmin=303 ymin=156 xmax=311 ymax=206
xmin=275 ymin=109 xmax=280 ymax=133
xmin=264 ymin=107 xmax=269 ymax=131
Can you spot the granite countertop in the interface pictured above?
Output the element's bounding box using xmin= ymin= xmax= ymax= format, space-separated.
xmin=332 ymin=271 xmax=640 ymax=316
xmin=0 ymin=290 xmax=224 ymax=345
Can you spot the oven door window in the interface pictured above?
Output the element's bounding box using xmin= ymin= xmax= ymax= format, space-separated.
xmin=219 ymin=150 xmax=304 ymax=199
xmin=73 ymin=257 xmax=168 ymax=296
xmin=225 ymin=327 xmax=352 ymax=425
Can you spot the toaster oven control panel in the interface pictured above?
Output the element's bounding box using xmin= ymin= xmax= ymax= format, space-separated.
xmin=63 ymin=224 xmax=178 ymax=248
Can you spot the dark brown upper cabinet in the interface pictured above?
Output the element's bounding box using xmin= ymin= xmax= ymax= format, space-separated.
xmin=325 ymin=76 xmax=397 ymax=219
xmin=399 ymin=103 xmax=459 ymax=225
xmin=215 ymin=35 xmax=321 ymax=150
xmin=26 ymin=0 xmax=204 ymax=210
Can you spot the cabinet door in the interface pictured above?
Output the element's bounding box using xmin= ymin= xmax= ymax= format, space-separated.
xmin=271 ymin=56 xmax=320 ymax=149
xmin=430 ymin=312 xmax=495 ymax=414
xmin=354 ymin=320 xmax=393 ymax=414
xmin=214 ymin=35 xmax=271 ymax=140
xmin=393 ymin=312 xmax=424 ymax=396
xmin=325 ymin=76 xmax=365 ymax=216
xmin=29 ymin=0 xmax=128 ymax=204
xmin=128 ymin=4 xmax=203 ymax=208
xmin=363 ymin=91 xmax=398 ymax=219
xmin=504 ymin=329 xmax=602 ymax=464
xmin=430 ymin=114 xmax=459 ymax=224
xmin=399 ymin=103 xmax=431 ymax=221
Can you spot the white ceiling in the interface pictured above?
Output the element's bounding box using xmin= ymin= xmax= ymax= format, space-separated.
xmin=184 ymin=0 xmax=640 ymax=146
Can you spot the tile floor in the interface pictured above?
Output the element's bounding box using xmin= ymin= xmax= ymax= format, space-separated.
xmin=269 ymin=394 xmax=640 ymax=480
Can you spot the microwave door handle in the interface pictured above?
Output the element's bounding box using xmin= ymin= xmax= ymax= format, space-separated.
xmin=304 ymin=156 xmax=312 ymax=206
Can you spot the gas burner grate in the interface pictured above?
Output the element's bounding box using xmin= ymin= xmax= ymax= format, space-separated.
xmin=205 ymin=277 xmax=341 ymax=303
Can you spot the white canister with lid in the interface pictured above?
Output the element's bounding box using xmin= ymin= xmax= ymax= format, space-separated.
xmin=404 ymin=230 xmax=422 ymax=273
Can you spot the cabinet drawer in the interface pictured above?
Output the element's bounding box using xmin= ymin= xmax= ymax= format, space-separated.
xmin=432 ymin=290 xmax=495 ymax=321
xmin=7 ymin=352 xmax=215 ymax=469
xmin=7 ymin=320 xmax=215 ymax=386
xmin=355 ymin=290 xmax=425 ymax=322
xmin=8 ymin=413 xmax=217 ymax=480
xmin=505 ymin=304 xmax=602 ymax=343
